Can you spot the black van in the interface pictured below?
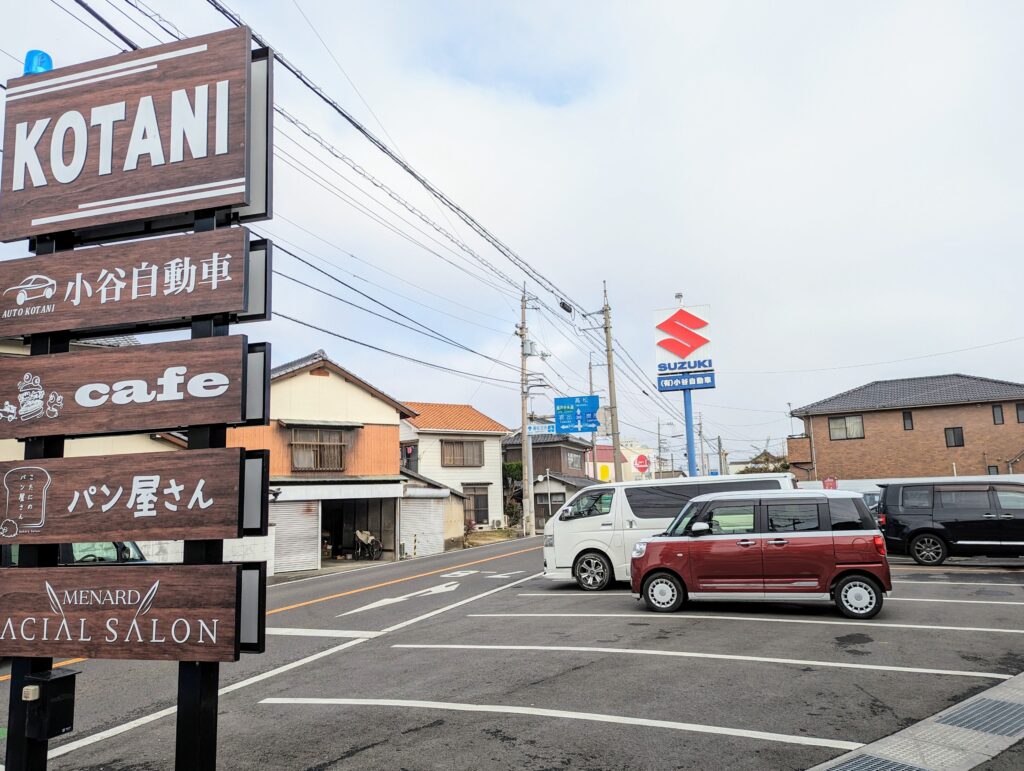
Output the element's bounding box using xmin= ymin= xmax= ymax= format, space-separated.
xmin=877 ymin=480 xmax=1024 ymax=565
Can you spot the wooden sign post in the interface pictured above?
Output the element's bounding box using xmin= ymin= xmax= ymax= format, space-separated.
xmin=0 ymin=25 xmax=273 ymax=771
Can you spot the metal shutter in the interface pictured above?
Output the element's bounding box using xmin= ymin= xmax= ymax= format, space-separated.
xmin=400 ymin=498 xmax=444 ymax=557
xmin=271 ymin=500 xmax=320 ymax=573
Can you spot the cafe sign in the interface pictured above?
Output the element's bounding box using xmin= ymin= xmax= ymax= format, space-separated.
xmin=0 ymin=565 xmax=242 ymax=662
xmin=0 ymin=335 xmax=266 ymax=439
xmin=0 ymin=26 xmax=261 ymax=241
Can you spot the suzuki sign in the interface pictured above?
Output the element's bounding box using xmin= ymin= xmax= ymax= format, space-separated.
xmin=655 ymin=305 xmax=716 ymax=393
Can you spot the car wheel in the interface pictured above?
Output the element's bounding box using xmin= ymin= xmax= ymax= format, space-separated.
xmin=910 ymin=533 xmax=947 ymax=566
xmin=834 ymin=575 xmax=883 ymax=619
xmin=642 ymin=572 xmax=685 ymax=613
xmin=15 ymin=291 xmax=26 ymax=306
xmin=574 ymin=552 xmax=612 ymax=591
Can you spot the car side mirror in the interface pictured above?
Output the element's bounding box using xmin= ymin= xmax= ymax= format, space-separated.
xmin=689 ymin=522 xmax=711 ymax=536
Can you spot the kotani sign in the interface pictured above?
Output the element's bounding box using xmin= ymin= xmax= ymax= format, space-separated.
xmin=0 ymin=335 xmax=266 ymax=439
xmin=0 ymin=228 xmax=269 ymax=337
xmin=0 ymin=565 xmax=241 ymax=662
xmin=0 ymin=448 xmax=268 ymax=544
xmin=0 ymin=27 xmax=265 ymax=241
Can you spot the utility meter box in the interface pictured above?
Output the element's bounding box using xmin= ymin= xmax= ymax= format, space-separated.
xmin=24 ymin=669 xmax=79 ymax=740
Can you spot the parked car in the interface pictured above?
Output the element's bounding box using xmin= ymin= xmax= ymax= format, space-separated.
xmin=878 ymin=478 xmax=1024 ymax=566
xmin=1 ymin=541 xmax=146 ymax=566
xmin=542 ymin=473 xmax=797 ymax=591
xmin=630 ymin=489 xmax=891 ymax=618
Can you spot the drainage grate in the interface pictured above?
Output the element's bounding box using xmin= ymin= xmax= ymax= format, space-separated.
xmin=828 ymin=756 xmax=927 ymax=771
xmin=936 ymin=698 xmax=1024 ymax=737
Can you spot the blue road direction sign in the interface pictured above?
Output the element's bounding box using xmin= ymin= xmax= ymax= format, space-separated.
xmin=527 ymin=424 xmax=556 ymax=436
xmin=657 ymin=372 xmax=716 ymax=392
xmin=554 ymin=395 xmax=600 ymax=433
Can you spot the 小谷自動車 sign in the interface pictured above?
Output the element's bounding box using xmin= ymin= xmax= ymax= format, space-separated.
xmin=0 ymin=27 xmax=258 ymax=242
xmin=0 ymin=335 xmax=267 ymax=439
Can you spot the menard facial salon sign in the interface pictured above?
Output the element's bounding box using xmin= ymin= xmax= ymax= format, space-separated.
xmin=0 ymin=565 xmax=241 ymax=662
xmin=0 ymin=27 xmax=251 ymax=241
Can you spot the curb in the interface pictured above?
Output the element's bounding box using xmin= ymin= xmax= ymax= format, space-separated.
xmin=809 ymin=671 xmax=1024 ymax=770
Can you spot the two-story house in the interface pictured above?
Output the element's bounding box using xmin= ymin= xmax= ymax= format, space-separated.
xmin=502 ymin=430 xmax=597 ymax=530
xmin=400 ymin=402 xmax=509 ymax=530
xmin=787 ymin=374 xmax=1024 ymax=480
xmin=228 ymin=350 xmax=417 ymax=572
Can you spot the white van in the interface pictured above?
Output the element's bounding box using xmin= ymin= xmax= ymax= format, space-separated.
xmin=541 ymin=473 xmax=797 ymax=590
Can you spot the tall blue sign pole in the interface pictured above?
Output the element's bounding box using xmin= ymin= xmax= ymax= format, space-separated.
xmin=683 ymin=389 xmax=697 ymax=476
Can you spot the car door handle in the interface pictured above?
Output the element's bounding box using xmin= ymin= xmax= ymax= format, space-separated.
xmin=1001 ymin=514 xmax=1016 ymax=519
xmin=600 ymin=522 xmax=613 ymax=528
xmin=767 ymin=539 xmax=789 ymax=546
xmin=736 ymin=539 xmax=757 ymax=547
xmin=983 ymin=513 xmax=998 ymax=519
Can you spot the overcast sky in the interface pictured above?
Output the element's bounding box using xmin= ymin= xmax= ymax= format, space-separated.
xmin=3 ymin=1 xmax=1023 ymax=465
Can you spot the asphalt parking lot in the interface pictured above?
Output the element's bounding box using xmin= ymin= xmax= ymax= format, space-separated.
xmin=2 ymin=543 xmax=1023 ymax=770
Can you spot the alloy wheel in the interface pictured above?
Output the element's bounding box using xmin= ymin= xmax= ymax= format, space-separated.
xmin=578 ymin=556 xmax=606 ymax=588
xmin=913 ymin=536 xmax=944 ymax=564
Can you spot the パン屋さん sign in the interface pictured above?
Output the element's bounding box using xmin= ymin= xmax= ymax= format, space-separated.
xmin=0 ymin=565 xmax=240 ymax=662
xmin=0 ymin=27 xmax=252 ymax=241
xmin=0 ymin=335 xmax=258 ymax=439
xmin=0 ymin=448 xmax=261 ymax=544
xmin=0 ymin=228 xmax=261 ymax=337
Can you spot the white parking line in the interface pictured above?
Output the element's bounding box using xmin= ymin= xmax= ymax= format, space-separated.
xmin=470 ymin=613 xmax=1024 ymax=635
xmin=266 ymin=628 xmax=383 ymax=638
xmin=394 ymin=643 xmax=1011 ymax=680
xmin=889 ymin=597 xmax=1024 ymax=606
xmin=259 ymin=697 xmax=864 ymax=751
xmin=894 ymin=580 xmax=1024 ymax=588
xmin=518 ymin=592 xmax=629 ymax=597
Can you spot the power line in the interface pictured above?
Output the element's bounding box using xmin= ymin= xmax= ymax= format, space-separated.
xmin=103 ymin=0 xmax=163 ymax=44
xmin=47 ymin=0 xmax=128 ymax=50
xmin=73 ymin=0 xmax=139 ymax=49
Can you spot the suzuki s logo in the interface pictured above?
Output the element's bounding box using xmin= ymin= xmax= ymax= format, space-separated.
xmin=656 ymin=308 xmax=709 ymax=359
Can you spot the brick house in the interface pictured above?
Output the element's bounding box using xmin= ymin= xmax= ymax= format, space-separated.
xmin=787 ymin=374 xmax=1024 ymax=480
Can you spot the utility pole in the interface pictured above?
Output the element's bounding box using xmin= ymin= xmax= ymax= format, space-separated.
xmin=717 ymin=435 xmax=725 ymax=475
xmin=518 ymin=286 xmax=534 ymax=538
xmin=602 ymin=282 xmax=623 ymax=482
xmin=698 ymin=413 xmax=707 ymax=476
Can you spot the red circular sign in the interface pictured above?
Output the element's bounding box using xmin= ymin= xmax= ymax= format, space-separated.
xmin=634 ymin=454 xmax=651 ymax=473
xmin=823 ymin=476 xmax=838 ymax=490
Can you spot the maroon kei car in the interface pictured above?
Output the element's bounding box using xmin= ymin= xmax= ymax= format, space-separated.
xmin=630 ymin=489 xmax=892 ymax=618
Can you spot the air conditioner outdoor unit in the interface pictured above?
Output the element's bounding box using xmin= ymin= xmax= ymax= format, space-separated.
xmin=491 ymin=520 xmax=502 ymax=530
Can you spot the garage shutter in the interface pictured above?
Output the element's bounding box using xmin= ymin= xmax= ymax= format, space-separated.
xmin=400 ymin=498 xmax=444 ymax=557
xmin=271 ymin=500 xmax=320 ymax=573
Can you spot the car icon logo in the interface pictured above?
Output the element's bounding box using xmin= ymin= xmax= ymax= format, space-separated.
xmin=4 ymin=275 xmax=57 ymax=306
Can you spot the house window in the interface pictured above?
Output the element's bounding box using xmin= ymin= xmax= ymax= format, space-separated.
xmin=442 ymin=441 xmax=484 ymax=467
xmin=291 ymin=428 xmax=344 ymax=471
xmin=993 ymin=405 xmax=1004 ymax=425
xmin=1017 ymin=403 xmax=1024 ymax=423
xmin=944 ymin=427 xmax=964 ymax=448
xmin=902 ymin=411 xmax=913 ymax=430
xmin=828 ymin=415 xmax=864 ymax=440
xmin=566 ymin=451 xmax=583 ymax=470
xmin=988 ymin=465 xmax=1000 ymax=475
xmin=463 ymin=485 xmax=489 ymax=525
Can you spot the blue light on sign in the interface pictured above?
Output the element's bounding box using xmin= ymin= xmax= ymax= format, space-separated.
xmin=23 ymin=50 xmax=53 ymax=75
xmin=657 ymin=372 xmax=716 ymax=392
xmin=554 ymin=395 xmax=600 ymax=433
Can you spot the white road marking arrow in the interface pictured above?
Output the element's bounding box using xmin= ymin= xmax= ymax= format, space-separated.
xmin=337 ymin=582 xmax=460 ymax=617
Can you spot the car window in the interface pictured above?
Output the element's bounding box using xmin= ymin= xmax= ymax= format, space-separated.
xmin=700 ymin=503 xmax=755 ymax=535
xmin=829 ymin=497 xmax=874 ymax=530
xmin=995 ymin=488 xmax=1024 ymax=510
xmin=71 ymin=542 xmax=119 ymax=563
xmin=624 ymin=485 xmax=695 ymax=519
xmin=563 ymin=490 xmax=613 ymax=519
xmin=936 ymin=489 xmax=989 ymax=508
xmin=901 ymin=486 xmax=932 ymax=509
xmin=767 ymin=503 xmax=820 ymax=532
xmin=121 ymin=542 xmax=146 ymax=561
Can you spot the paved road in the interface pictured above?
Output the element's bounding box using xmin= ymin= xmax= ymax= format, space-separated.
xmin=2 ymin=540 xmax=1023 ymax=770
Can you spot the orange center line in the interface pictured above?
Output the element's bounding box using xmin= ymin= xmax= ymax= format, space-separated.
xmin=0 ymin=546 xmax=542 ymax=681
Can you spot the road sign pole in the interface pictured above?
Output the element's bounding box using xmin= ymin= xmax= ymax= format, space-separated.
xmin=683 ymin=389 xmax=697 ymax=477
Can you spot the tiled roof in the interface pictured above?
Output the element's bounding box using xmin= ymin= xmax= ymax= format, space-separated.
xmin=792 ymin=374 xmax=1024 ymax=416
xmin=271 ymin=349 xmax=416 ymax=418
xmin=502 ymin=430 xmax=592 ymax=449
xmin=546 ymin=472 xmax=602 ymax=489
xmin=404 ymin=402 xmax=509 ymax=433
